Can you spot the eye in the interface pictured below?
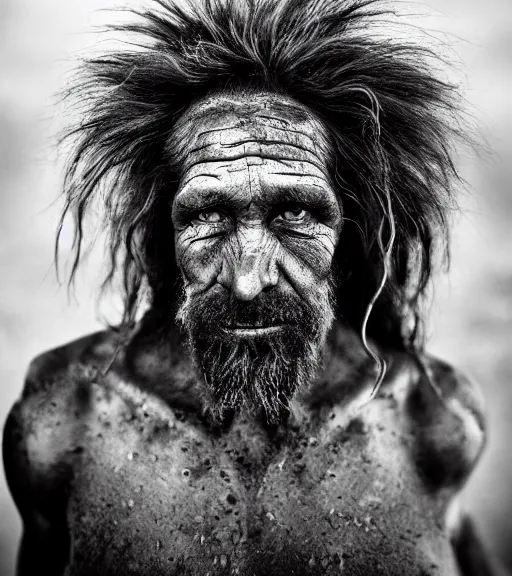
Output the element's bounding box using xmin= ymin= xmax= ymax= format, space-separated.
xmin=195 ymin=210 xmax=224 ymax=223
xmin=280 ymin=206 xmax=311 ymax=223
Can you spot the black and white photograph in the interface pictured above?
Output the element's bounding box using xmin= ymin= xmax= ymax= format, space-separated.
xmin=0 ymin=0 xmax=511 ymax=574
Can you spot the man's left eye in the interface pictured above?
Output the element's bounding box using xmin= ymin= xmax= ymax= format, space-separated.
xmin=280 ymin=207 xmax=310 ymax=222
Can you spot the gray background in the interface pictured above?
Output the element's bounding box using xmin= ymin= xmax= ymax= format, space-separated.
xmin=1 ymin=0 xmax=511 ymax=574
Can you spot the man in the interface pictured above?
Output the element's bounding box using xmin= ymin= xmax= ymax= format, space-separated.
xmin=2 ymin=0 xmax=504 ymax=574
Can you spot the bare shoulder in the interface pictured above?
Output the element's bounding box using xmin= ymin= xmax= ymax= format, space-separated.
xmin=7 ymin=328 xmax=121 ymax=443
xmin=422 ymin=355 xmax=486 ymax=431
xmin=22 ymin=329 xmax=122 ymax=397
xmin=395 ymin=353 xmax=487 ymax=491
xmin=2 ymin=330 xmax=121 ymax=521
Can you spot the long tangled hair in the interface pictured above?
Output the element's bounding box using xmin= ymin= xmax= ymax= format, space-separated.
xmin=58 ymin=0 xmax=467 ymax=352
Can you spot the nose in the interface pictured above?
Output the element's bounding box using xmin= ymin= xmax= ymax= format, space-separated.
xmin=218 ymin=227 xmax=279 ymax=301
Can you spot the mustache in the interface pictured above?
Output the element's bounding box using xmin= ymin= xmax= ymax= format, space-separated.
xmin=175 ymin=280 xmax=336 ymax=424
xmin=179 ymin=287 xmax=323 ymax=333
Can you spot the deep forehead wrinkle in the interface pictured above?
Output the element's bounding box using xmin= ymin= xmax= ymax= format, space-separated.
xmin=179 ymin=159 xmax=331 ymax=191
xmin=194 ymin=123 xmax=319 ymax=149
xmin=190 ymin=125 xmax=319 ymax=154
xmin=170 ymin=91 xmax=331 ymax=172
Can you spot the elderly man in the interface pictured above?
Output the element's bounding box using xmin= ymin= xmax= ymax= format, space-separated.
xmin=3 ymin=0 xmax=503 ymax=574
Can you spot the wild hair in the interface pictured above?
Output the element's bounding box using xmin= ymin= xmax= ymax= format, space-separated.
xmin=58 ymin=0 xmax=468 ymax=352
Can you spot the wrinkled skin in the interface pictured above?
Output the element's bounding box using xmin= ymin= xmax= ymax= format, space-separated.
xmin=172 ymin=93 xmax=340 ymax=304
xmin=2 ymin=93 xmax=502 ymax=576
xmin=172 ymin=93 xmax=339 ymax=422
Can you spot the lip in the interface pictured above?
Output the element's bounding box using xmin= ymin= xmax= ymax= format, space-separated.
xmin=223 ymin=325 xmax=285 ymax=336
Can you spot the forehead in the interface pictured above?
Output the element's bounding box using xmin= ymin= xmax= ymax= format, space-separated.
xmin=170 ymin=92 xmax=332 ymax=197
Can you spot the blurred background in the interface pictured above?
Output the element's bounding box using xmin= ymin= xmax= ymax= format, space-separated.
xmin=0 ymin=0 xmax=511 ymax=574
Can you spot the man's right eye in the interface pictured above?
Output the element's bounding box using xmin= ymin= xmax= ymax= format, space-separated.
xmin=195 ymin=210 xmax=224 ymax=223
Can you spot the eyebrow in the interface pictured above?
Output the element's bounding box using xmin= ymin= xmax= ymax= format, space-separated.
xmin=269 ymin=184 xmax=334 ymax=206
xmin=175 ymin=188 xmax=232 ymax=212
xmin=174 ymin=182 xmax=339 ymax=215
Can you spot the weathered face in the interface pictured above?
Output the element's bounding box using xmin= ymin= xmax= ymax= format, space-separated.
xmin=171 ymin=92 xmax=342 ymax=422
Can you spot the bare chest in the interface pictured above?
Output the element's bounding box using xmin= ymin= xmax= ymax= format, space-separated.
xmin=61 ymin=383 xmax=460 ymax=576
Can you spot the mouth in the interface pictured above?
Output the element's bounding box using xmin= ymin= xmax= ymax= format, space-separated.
xmin=223 ymin=324 xmax=286 ymax=336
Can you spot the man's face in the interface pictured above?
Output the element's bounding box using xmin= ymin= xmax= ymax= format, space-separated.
xmin=171 ymin=92 xmax=342 ymax=422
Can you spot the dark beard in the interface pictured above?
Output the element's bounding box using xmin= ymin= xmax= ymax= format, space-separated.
xmin=176 ymin=283 xmax=335 ymax=424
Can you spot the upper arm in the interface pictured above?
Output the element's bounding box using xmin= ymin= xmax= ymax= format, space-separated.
xmin=3 ymin=358 xmax=73 ymax=576
xmin=405 ymin=356 xmax=487 ymax=491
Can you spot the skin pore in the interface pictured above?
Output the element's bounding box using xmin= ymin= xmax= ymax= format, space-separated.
xmin=171 ymin=91 xmax=343 ymax=421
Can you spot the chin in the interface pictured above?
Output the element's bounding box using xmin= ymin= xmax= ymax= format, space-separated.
xmin=176 ymin=282 xmax=335 ymax=423
xmin=190 ymin=328 xmax=322 ymax=424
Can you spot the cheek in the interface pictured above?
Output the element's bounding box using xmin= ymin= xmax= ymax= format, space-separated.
xmin=175 ymin=233 xmax=223 ymax=288
xmin=280 ymin=231 xmax=335 ymax=305
xmin=278 ymin=225 xmax=337 ymax=295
